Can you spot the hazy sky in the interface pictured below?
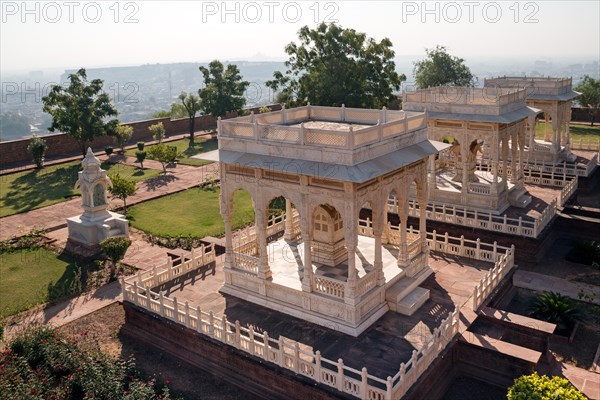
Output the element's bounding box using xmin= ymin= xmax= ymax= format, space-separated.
xmin=1 ymin=0 xmax=599 ymax=73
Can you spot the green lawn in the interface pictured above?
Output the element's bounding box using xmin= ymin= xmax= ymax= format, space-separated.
xmin=0 ymin=161 xmax=160 ymax=217
xmin=128 ymin=187 xmax=254 ymax=238
xmin=128 ymin=137 xmax=217 ymax=166
xmin=0 ymin=248 xmax=79 ymax=318
xmin=535 ymin=122 xmax=600 ymax=142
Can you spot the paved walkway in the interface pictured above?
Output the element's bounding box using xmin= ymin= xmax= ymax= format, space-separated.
xmin=0 ymin=158 xmax=218 ymax=241
xmin=552 ymin=359 xmax=600 ymax=399
xmin=2 ymin=280 xmax=123 ymax=342
xmin=513 ymin=270 xmax=600 ymax=305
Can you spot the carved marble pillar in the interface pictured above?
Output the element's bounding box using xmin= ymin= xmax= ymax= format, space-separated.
xmin=221 ymin=192 xmax=234 ymax=270
xmin=284 ymin=198 xmax=294 ymax=240
xmin=398 ymin=198 xmax=408 ymax=267
xmin=372 ymin=196 xmax=385 ymax=286
xmin=254 ymin=206 xmax=272 ymax=280
xmin=510 ymin=131 xmax=518 ymax=184
xmin=528 ymin=114 xmax=536 ymax=152
xmin=501 ymin=138 xmax=509 ymax=190
xmin=461 ymin=141 xmax=468 ymax=193
xmin=300 ymin=202 xmax=313 ymax=292
xmin=344 ymin=225 xmax=358 ymax=304
xmin=428 ymin=155 xmax=437 ymax=190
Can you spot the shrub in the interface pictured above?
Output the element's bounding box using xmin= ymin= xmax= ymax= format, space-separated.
xmin=148 ymin=122 xmax=166 ymax=143
xmin=507 ymin=372 xmax=585 ymax=399
xmin=135 ymin=150 xmax=147 ymax=169
xmin=100 ymin=237 xmax=131 ymax=279
xmin=105 ymin=146 xmax=113 ymax=155
xmin=258 ymin=106 xmax=272 ymax=113
xmin=113 ymin=125 xmax=133 ymax=153
xmin=27 ymin=135 xmax=48 ymax=169
xmin=137 ymin=141 xmax=145 ymax=150
xmin=529 ymin=291 xmax=583 ymax=331
xmin=1 ymin=326 xmax=174 ymax=399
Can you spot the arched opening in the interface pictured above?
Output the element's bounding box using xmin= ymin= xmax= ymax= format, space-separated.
xmin=262 ymin=194 xmax=303 ymax=282
xmin=467 ymin=139 xmax=484 ymax=183
xmin=312 ymin=204 xmax=346 ymax=267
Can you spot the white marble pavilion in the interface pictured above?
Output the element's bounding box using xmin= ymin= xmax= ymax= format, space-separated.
xmin=201 ymin=105 xmax=448 ymax=335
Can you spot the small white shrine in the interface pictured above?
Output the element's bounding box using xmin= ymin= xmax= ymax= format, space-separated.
xmin=67 ymin=148 xmax=129 ymax=247
xmin=202 ymin=105 xmax=447 ymax=336
xmin=484 ymin=76 xmax=579 ymax=164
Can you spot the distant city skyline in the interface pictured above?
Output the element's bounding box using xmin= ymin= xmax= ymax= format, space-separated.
xmin=1 ymin=0 xmax=599 ymax=74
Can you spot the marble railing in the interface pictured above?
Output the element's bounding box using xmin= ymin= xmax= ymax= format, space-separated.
xmin=472 ymin=245 xmax=515 ymax=311
xmin=123 ymin=275 xmax=460 ymax=400
xmin=125 ymin=243 xmax=216 ymax=289
xmin=219 ymin=105 xmax=426 ymax=151
xmin=401 ymin=199 xmax=556 ymax=238
xmin=314 ymin=275 xmax=345 ymax=299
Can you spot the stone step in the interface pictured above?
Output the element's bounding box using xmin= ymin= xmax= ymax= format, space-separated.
xmin=385 ymin=266 xmax=432 ymax=311
xmin=396 ymin=287 xmax=430 ymax=316
xmin=508 ymin=188 xmax=532 ymax=208
xmin=460 ymin=332 xmax=542 ymax=365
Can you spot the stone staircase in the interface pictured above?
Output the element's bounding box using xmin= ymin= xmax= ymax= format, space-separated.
xmin=385 ymin=266 xmax=432 ymax=316
xmin=508 ymin=187 xmax=532 ymax=208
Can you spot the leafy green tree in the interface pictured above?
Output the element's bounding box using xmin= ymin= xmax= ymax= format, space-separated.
xmin=199 ymin=60 xmax=249 ymax=118
xmin=108 ymin=173 xmax=137 ymax=212
xmin=0 ymin=112 xmax=30 ymax=140
xmin=151 ymin=103 xmax=188 ymax=119
xmin=27 ymin=135 xmax=48 ymax=169
xmin=413 ymin=45 xmax=476 ymax=89
xmin=149 ymin=122 xmax=166 ymax=143
xmin=178 ymin=92 xmax=203 ymax=146
xmin=507 ymin=372 xmax=585 ymax=400
xmin=575 ymin=75 xmax=600 ymax=126
xmin=100 ymin=237 xmax=131 ymax=279
xmin=147 ymin=143 xmax=177 ymax=173
xmin=266 ymin=23 xmax=405 ymax=108
xmin=42 ymin=68 xmax=119 ymax=155
xmin=135 ymin=150 xmax=147 ymax=169
xmin=113 ymin=124 xmax=133 ymax=153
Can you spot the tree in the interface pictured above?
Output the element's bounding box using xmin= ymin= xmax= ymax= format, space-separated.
xmin=178 ymin=92 xmax=203 ymax=146
xmin=135 ymin=150 xmax=147 ymax=169
xmin=27 ymin=135 xmax=48 ymax=169
xmin=575 ymin=75 xmax=600 ymax=126
xmin=108 ymin=173 xmax=136 ymax=212
xmin=266 ymin=23 xmax=405 ymax=109
xmin=198 ymin=60 xmax=249 ymax=119
xmin=42 ymin=68 xmax=119 ymax=156
xmin=147 ymin=144 xmax=177 ymax=173
xmin=149 ymin=122 xmax=166 ymax=143
xmin=151 ymin=103 xmax=188 ymax=119
xmin=413 ymin=45 xmax=476 ymax=89
xmin=507 ymin=372 xmax=585 ymax=400
xmin=113 ymin=125 xmax=133 ymax=153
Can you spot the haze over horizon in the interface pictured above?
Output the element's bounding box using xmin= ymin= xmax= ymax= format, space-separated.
xmin=1 ymin=0 xmax=599 ymax=75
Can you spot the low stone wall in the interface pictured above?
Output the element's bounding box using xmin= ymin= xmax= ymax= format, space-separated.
xmin=0 ymin=104 xmax=281 ymax=168
xmin=121 ymin=303 xmax=347 ymax=400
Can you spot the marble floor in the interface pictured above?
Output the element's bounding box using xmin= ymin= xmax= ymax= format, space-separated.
xmin=266 ymin=235 xmax=406 ymax=290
